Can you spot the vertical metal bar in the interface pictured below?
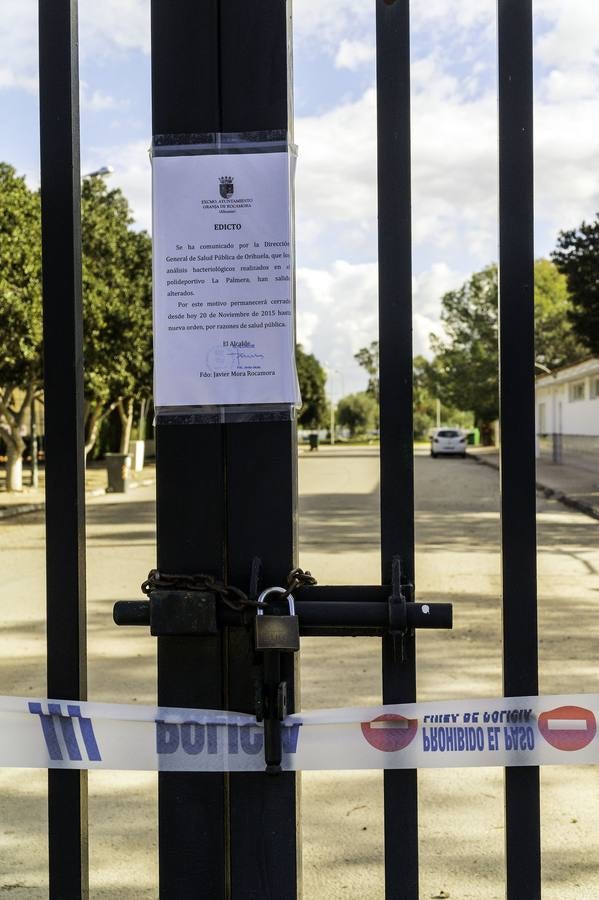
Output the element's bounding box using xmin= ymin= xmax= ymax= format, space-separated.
xmin=497 ymin=2 xmax=541 ymax=898
xmin=376 ymin=2 xmax=418 ymax=898
xmin=221 ymin=3 xmax=298 ymax=895
xmin=38 ymin=2 xmax=88 ymax=896
xmin=151 ymin=4 xmax=228 ymax=898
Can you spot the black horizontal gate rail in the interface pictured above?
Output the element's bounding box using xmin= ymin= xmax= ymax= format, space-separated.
xmin=36 ymin=0 xmax=542 ymax=897
xmin=114 ymin=585 xmax=453 ymax=637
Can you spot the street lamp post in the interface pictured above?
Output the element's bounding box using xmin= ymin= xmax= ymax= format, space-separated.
xmin=82 ymin=165 xmax=114 ymax=178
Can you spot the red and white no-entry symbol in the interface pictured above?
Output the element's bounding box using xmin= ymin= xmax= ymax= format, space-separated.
xmin=361 ymin=714 xmax=418 ymax=752
xmin=538 ymin=705 xmax=597 ymax=751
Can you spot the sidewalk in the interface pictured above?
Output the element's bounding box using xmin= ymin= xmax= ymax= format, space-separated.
xmin=3 ymin=448 xmax=598 ymax=524
xmin=0 ymin=460 xmax=156 ymax=520
xmin=469 ymin=446 xmax=599 ymax=520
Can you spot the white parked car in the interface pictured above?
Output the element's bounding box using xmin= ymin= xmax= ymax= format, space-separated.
xmin=430 ymin=428 xmax=467 ymax=458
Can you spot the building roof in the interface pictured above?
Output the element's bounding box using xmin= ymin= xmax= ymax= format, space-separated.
xmin=535 ymin=357 xmax=599 ymax=388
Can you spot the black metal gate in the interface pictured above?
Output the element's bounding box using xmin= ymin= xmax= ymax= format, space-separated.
xmin=37 ymin=0 xmax=539 ymax=897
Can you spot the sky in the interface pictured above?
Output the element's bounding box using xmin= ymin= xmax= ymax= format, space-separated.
xmin=1 ymin=1 xmax=599 ymax=397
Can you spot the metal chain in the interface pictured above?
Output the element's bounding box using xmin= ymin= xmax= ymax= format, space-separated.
xmin=141 ymin=566 xmax=317 ymax=611
xmin=141 ymin=569 xmax=254 ymax=611
xmin=280 ymin=567 xmax=317 ymax=600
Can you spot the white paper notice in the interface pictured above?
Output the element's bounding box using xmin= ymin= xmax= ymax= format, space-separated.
xmin=152 ymin=151 xmax=299 ymax=407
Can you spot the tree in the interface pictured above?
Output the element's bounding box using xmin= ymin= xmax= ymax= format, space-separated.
xmin=81 ymin=176 xmax=152 ymax=456
xmin=430 ymin=261 xmax=587 ymax=434
xmin=295 ymin=344 xmax=327 ymax=429
xmin=430 ymin=265 xmax=500 ymax=426
xmin=0 ymin=164 xmax=43 ymax=490
xmin=0 ymin=165 xmax=153 ymax=490
xmin=551 ymin=215 xmax=599 ymax=356
xmin=534 ymin=258 xmax=586 ymax=368
xmin=336 ymin=392 xmax=378 ymax=436
xmin=412 ymin=355 xmax=473 ymax=439
xmin=354 ymin=341 xmax=379 ymax=401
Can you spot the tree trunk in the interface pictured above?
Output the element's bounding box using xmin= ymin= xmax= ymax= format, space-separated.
xmin=84 ymin=400 xmax=118 ymax=460
xmin=84 ymin=410 xmax=101 ymax=460
xmin=6 ymin=440 xmax=24 ymax=492
xmin=138 ymin=396 xmax=148 ymax=441
xmin=118 ymin=397 xmax=134 ymax=454
xmin=0 ymin=380 xmax=37 ymax=491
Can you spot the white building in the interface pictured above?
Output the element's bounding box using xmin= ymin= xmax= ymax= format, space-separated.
xmin=535 ymin=358 xmax=599 ymax=466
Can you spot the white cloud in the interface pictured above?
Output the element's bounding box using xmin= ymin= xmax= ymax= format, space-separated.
xmin=79 ymin=0 xmax=150 ymax=56
xmin=3 ymin=0 xmax=599 ymax=370
xmin=0 ymin=66 xmax=37 ymax=93
xmin=295 ymin=88 xmax=377 ymax=251
xmin=334 ymin=39 xmax=375 ymax=71
xmin=413 ymin=263 xmax=466 ymax=323
xmin=535 ymin=0 xmax=599 ymax=69
xmin=293 ymin=0 xmax=492 ymax=56
xmin=296 ymin=260 xmax=378 ymax=393
xmin=81 ymin=83 xmax=129 ymax=112
xmin=83 ymin=139 xmax=151 ymax=230
xmin=0 ymin=3 xmax=38 ymax=93
xmin=411 ymin=0 xmax=492 ymax=31
xmin=542 ymin=68 xmax=597 ymax=104
xmin=296 ymin=259 xmax=465 ymax=394
xmin=0 ymin=0 xmax=149 ymax=96
xmin=293 ymin=0 xmax=372 ymax=50
xmin=296 ymin=68 xmax=499 ymax=266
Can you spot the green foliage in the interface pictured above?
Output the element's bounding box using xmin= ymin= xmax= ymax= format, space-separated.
xmin=0 ymin=164 xmax=152 ymax=479
xmin=0 ymin=163 xmax=42 ymax=391
xmin=430 ymin=260 xmax=587 ymax=429
xmin=412 ymin=355 xmax=473 ymax=439
xmin=414 ymin=355 xmax=474 ymax=436
xmin=0 ymin=164 xmax=43 ymax=484
xmin=552 ymin=215 xmax=599 ymax=356
xmin=413 ymin=354 xmax=437 ymax=438
xmin=336 ymin=391 xmax=378 ymax=436
xmin=430 ymin=265 xmax=500 ymax=425
xmin=81 ymin=176 xmax=152 ymax=451
xmin=354 ymin=341 xmax=379 ymax=401
xmin=295 ymin=344 xmax=327 ymax=428
xmin=534 ymin=258 xmax=586 ymax=368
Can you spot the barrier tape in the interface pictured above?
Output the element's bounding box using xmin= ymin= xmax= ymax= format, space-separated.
xmin=1 ymin=693 xmax=598 ymax=772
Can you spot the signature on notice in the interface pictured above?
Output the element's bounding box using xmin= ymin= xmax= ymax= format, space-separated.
xmin=226 ymin=351 xmax=265 ymax=369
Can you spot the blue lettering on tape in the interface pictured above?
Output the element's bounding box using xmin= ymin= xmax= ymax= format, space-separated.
xmin=28 ymin=702 xmax=102 ymax=762
xmin=503 ymin=726 xmax=535 ymax=751
xmin=155 ymin=721 xmax=301 ymax=757
xmin=423 ymin=726 xmax=484 ymax=752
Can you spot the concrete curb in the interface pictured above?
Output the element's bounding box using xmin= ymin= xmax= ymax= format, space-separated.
xmin=0 ymin=502 xmax=45 ymax=520
xmin=0 ymin=478 xmax=156 ymax=521
xmin=468 ymin=452 xmax=599 ymax=523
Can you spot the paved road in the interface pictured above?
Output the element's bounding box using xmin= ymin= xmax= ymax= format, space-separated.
xmin=1 ymin=448 xmax=598 ymax=897
xmin=301 ymin=449 xmax=599 ymax=899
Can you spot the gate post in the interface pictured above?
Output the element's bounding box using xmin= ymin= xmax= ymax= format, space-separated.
xmin=151 ymin=2 xmax=297 ymax=897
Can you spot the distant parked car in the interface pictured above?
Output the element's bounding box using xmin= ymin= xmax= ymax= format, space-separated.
xmin=430 ymin=429 xmax=467 ymax=458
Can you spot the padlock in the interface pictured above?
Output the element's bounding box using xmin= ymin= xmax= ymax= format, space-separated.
xmin=254 ymin=586 xmax=300 ymax=652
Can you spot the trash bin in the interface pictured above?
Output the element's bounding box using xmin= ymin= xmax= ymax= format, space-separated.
xmin=309 ymin=432 xmax=319 ymax=451
xmin=105 ymin=453 xmax=131 ymax=493
xmin=467 ymin=428 xmax=480 ymax=446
